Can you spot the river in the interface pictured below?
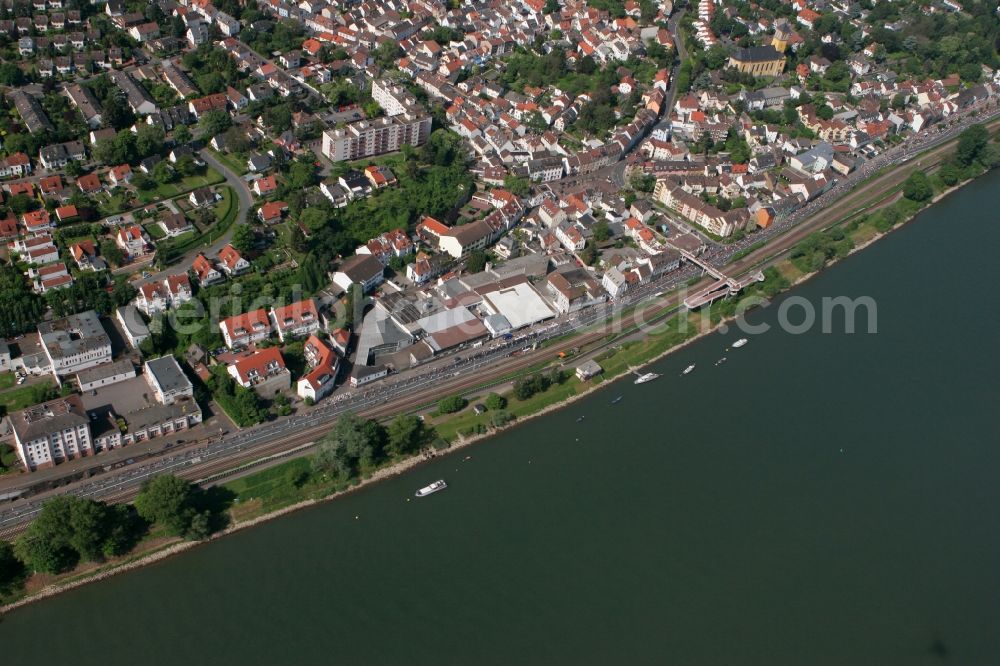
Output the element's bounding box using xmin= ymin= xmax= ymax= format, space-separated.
xmin=2 ymin=172 xmax=999 ymax=664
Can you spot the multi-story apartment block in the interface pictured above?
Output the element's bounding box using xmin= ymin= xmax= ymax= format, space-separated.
xmin=371 ymin=79 xmax=420 ymax=117
xmin=321 ymin=113 xmax=431 ymax=162
xmin=38 ymin=310 xmax=112 ymax=376
xmin=11 ymin=394 xmax=92 ymax=470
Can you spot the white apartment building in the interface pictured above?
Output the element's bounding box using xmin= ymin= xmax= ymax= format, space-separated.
xmin=322 ymin=114 xmax=431 ymax=163
xmin=371 ymin=79 xmax=420 ymax=117
xmin=38 ymin=310 xmax=112 ymax=376
xmin=11 ymin=394 xmax=93 ymax=470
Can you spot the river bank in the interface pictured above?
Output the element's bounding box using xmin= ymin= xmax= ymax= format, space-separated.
xmin=1 ymin=138 xmax=993 ymax=615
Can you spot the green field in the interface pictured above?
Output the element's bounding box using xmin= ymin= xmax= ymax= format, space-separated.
xmin=98 ymin=193 xmax=127 ymax=217
xmin=213 ymin=187 xmax=237 ymax=229
xmin=0 ymin=379 xmax=56 ymax=413
xmin=144 ymin=223 xmax=166 ymax=240
xmin=210 ymin=149 xmax=249 ymax=177
xmin=136 ymin=168 xmax=225 ymax=204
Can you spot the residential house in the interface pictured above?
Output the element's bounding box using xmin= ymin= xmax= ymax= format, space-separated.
xmin=191 ymin=252 xmax=223 ymax=285
xmin=188 ymin=187 xmax=217 ymax=207
xmin=269 ymin=298 xmax=320 ymax=342
xmin=136 ymin=281 xmax=169 ymax=315
xmin=257 ymin=200 xmax=288 ymax=224
xmin=219 ymin=308 xmax=271 ymax=348
xmin=296 ymin=334 xmax=339 ymax=402
xmin=331 ymin=254 xmax=384 ymax=294
xmin=253 ymin=175 xmax=278 ymax=197
xmin=115 ymin=225 xmax=148 ymax=258
xmin=217 ymin=244 xmax=249 ymax=276
xmin=227 ymin=347 xmax=290 ymax=397
xmin=108 ymin=163 xmax=132 ymax=186
xmin=158 ymin=212 xmax=193 ymax=237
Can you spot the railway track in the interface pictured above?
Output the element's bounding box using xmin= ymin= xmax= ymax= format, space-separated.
xmin=1 ymin=108 xmax=997 ymax=542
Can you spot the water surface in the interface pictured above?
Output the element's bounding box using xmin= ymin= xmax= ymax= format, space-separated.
xmin=2 ymin=172 xmax=999 ymax=665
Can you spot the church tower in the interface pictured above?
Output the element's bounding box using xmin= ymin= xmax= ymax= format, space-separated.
xmin=772 ymin=19 xmax=791 ymax=53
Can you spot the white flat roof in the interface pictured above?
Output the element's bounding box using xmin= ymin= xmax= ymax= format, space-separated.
xmin=415 ymin=306 xmax=478 ymax=335
xmin=481 ymin=282 xmax=556 ymax=330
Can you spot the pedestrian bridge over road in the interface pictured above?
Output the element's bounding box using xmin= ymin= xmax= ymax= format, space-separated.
xmin=680 ymin=250 xmax=765 ymax=309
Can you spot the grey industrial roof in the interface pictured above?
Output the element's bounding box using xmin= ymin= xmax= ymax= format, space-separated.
xmin=144 ymin=356 xmax=192 ymax=395
xmin=76 ymin=358 xmax=135 ymax=384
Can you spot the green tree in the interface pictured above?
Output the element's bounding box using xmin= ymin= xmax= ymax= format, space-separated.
xmin=299 ymin=207 xmax=330 ymax=233
xmin=153 ymin=160 xmax=179 ymax=184
xmin=103 ymin=91 xmax=135 ymax=131
xmin=0 ymin=62 xmax=26 ymax=86
xmin=132 ymin=173 xmax=156 ymax=191
xmin=466 ymin=249 xmax=488 ymax=273
xmin=173 ymin=124 xmax=192 ymax=144
xmin=8 ymin=194 xmax=37 ymax=215
xmin=290 ymin=225 xmax=308 ymax=253
xmin=134 ymin=474 xmax=199 ymax=537
xmin=185 ymin=511 xmax=213 ymax=541
xmin=175 ymin=154 xmax=200 ymax=177
xmin=593 ymin=219 xmax=611 ymax=242
xmin=66 ymin=498 xmax=115 ymax=562
xmin=437 ymin=395 xmax=467 ymax=414
xmin=386 ymin=414 xmax=426 ymax=457
xmin=902 ymin=171 xmax=933 ymax=202
xmin=14 ymin=496 xmax=135 ymax=573
xmin=15 ymin=528 xmax=77 ymax=575
xmin=484 ymin=392 xmax=507 ymax=410
xmin=955 ymin=124 xmax=989 ymax=167
xmin=503 ymin=175 xmax=531 ymax=197
xmin=135 ymin=125 xmax=165 ymax=159
xmin=0 ymin=265 xmax=45 ymax=337
xmin=374 ymin=40 xmax=402 ymax=69
xmin=312 ymin=413 xmax=386 ymax=480
xmin=0 ymin=539 xmax=26 ymax=597
xmin=100 ymin=239 xmax=126 ymax=268
xmin=264 ymin=104 xmax=293 ymax=133
xmin=286 ymin=160 xmax=317 ymax=190
xmin=629 ymin=172 xmax=655 ymax=192
xmin=231 ymin=224 xmax=255 ymax=254
xmin=512 ymin=373 xmax=551 ymax=401
xmin=299 ymin=253 xmax=327 ymax=293
xmin=199 ymin=110 xmax=232 ymax=138
xmin=938 ymin=162 xmax=960 ymax=186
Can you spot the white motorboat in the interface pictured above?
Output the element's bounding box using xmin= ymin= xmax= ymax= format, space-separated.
xmin=415 ymin=480 xmax=447 ymax=497
xmin=682 ymin=364 xmax=696 ymax=375
xmin=634 ymin=372 xmax=659 ymax=384
xmin=732 ymin=338 xmax=748 ymax=348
